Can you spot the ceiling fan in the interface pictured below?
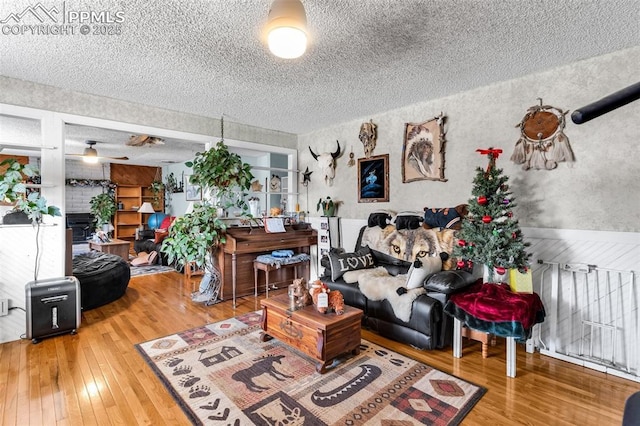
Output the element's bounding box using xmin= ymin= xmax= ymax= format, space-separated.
xmin=68 ymin=140 xmax=129 ymax=163
xmin=126 ymin=134 xmax=165 ymax=147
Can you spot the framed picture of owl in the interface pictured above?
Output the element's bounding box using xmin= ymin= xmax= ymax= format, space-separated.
xmin=402 ymin=113 xmax=448 ymax=183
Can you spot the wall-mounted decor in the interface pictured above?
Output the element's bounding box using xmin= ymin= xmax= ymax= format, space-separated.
xmin=269 ymin=174 xmax=281 ymax=192
xmin=358 ymin=154 xmax=389 ymax=203
xmin=402 ymin=113 xmax=447 ymax=183
xmin=511 ymin=98 xmax=574 ymax=170
xmin=359 ymin=119 xmax=377 ymax=158
xmin=309 ymin=140 xmax=341 ymax=186
xmin=184 ymin=175 xmax=202 ymax=201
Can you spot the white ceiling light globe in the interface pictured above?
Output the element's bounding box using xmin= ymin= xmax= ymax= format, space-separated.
xmin=268 ymin=27 xmax=307 ymax=59
xmin=264 ymin=0 xmax=308 ymax=59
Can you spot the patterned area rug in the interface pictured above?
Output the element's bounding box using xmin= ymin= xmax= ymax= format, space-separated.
xmin=135 ymin=312 xmax=485 ymax=425
xmin=130 ymin=264 xmax=176 ymax=277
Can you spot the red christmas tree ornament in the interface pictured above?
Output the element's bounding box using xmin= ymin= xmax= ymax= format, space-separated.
xmin=457 ymin=260 xmax=466 ymax=269
xmin=507 ymin=211 xmax=513 ymax=218
xmin=457 ymin=239 xmax=467 ymax=247
xmin=477 ymin=195 xmax=488 ymax=205
xmin=482 ymin=215 xmax=492 ymax=223
xmin=467 ymin=260 xmax=474 ymax=269
xmin=495 ymin=266 xmax=506 ymax=275
xmin=512 ymin=232 xmax=517 ymax=239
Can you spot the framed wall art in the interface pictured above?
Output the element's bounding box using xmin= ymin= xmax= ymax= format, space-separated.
xmin=358 ymin=154 xmax=389 ymax=203
xmin=184 ymin=175 xmax=202 ymax=201
xmin=402 ymin=113 xmax=448 ymax=183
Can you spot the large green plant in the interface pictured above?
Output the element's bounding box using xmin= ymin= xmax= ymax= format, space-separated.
xmin=162 ymin=140 xmax=254 ymax=277
xmin=162 ymin=201 xmax=228 ymax=270
xmin=89 ymin=192 xmax=116 ymax=228
xmin=0 ymin=158 xmax=61 ymax=222
xmin=186 ymin=140 xmax=254 ymax=213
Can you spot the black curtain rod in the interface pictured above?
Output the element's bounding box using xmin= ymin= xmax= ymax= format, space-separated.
xmin=571 ymin=81 xmax=640 ymax=124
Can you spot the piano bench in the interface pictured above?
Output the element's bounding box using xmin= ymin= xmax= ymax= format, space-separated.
xmin=254 ymin=259 xmax=310 ymax=298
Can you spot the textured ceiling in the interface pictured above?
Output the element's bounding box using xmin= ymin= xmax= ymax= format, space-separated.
xmin=1 ymin=0 xmax=639 ymax=139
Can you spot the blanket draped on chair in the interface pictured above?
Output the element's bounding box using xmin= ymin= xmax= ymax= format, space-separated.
xmin=343 ymin=267 xmax=424 ymax=322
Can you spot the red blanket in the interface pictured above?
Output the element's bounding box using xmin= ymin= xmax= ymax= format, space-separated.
xmin=444 ymin=282 xmax=545 ymax=340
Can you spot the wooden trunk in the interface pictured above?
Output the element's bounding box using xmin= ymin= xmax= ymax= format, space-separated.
xmin=260 ymin=294 xmax=363 ymax=373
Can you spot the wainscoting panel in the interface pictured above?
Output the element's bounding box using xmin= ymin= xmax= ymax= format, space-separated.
xmin=0 ymin=224 xmax=65 ymax=344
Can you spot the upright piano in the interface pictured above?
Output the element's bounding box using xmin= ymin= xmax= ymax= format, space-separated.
xmin=217 ymin=226 xmax=318 ymax=306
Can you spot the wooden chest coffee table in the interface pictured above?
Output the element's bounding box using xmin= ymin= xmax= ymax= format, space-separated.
xmin=260 ymin=294 xmax=363 ymax=373
xmin=88 ymin=238 xmax=130 ymax=261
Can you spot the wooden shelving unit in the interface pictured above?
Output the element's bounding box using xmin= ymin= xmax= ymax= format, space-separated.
xmin=114 ymin=184 xmax=165 ymax=247
xmin=114 ymin=185 xmax=141 ymax=245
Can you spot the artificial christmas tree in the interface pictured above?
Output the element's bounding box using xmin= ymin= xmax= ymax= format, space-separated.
xmin=453 ymin=148 xmax=530 ymax=283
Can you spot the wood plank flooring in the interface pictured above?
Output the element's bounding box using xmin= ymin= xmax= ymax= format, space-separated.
xmin=1 ymin=271 xmax=638 ymax=425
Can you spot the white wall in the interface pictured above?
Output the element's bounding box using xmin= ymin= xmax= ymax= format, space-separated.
xmin=298 ymin=47 xmax=640 ymax=233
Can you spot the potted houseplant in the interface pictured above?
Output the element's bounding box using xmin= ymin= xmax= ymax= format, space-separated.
xmin=317 ymin=196 xmax=341 ymax=217
xmin=0 ymin=158 xmax=61 ymax=223
xmin=89 ymin=192 xmax=117 ymax=232
xmin=149 ymin=180 xmax=164 ymax=208
xmin=162 ymin=140 xmax=254 ymax=302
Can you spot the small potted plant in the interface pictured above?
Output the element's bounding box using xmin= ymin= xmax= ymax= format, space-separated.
xmin=317 ymin=196 xmax=341 ymax=217
xmin=89 ymin=192 xmax=117 ymax=232
xmin=0 ymin=158 xmax=60 ymax=223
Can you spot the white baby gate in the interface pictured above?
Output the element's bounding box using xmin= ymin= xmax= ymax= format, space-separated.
xmin=534 ymin=260 xmax=639 ymax=382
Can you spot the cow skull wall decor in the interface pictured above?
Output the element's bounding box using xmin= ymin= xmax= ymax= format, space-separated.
xmin=309 ymin=140 xmax=341 ymax=186
xmin=359 ymin=119 xmax=377 ymax=158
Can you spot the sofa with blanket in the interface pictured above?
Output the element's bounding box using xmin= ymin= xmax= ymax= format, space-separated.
xmin=322 ymin=207 xmax=479 ymax=350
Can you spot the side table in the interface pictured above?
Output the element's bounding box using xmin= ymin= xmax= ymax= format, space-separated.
xmin=444 ymin=282 xmax=545 ymax=378
xmin=88 ymin=239 xmax=131 ymax=261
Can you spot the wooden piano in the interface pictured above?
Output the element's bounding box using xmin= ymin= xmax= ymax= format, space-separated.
xmin=217 ymin=225 xmax=318 ymax=306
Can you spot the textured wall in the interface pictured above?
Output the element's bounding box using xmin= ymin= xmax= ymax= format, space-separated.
xmin=0 ymin=77 xmax=297 ymax=149
xmin=298 ymin=47 xmax=640 ymax=232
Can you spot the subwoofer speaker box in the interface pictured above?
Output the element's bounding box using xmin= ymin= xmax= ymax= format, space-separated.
xmin=25 ymin=277 xmax=81 ymax=344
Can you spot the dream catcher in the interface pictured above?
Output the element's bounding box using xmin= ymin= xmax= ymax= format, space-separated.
xmin=511 ymin=99 xmax=574 ymax=170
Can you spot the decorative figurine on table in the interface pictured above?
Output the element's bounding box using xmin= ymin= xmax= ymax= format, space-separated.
xmin=309 ymin=280 xmax=345 ymax=315
xmin=290 ymin=278 xmax=312 ymax=310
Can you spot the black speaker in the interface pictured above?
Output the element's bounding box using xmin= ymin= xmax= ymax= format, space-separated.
xmin=25 ymin=277 xmax=81 ymax=344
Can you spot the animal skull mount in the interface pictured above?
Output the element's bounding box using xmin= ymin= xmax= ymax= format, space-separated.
xmin=359 ymin=119 xmax=377 ymax=158
xmin=309 ymin=140 xmax=341 ymax=186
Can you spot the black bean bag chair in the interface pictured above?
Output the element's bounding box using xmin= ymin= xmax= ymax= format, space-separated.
xmin=72 ymin=252 xmax=130 ymax=311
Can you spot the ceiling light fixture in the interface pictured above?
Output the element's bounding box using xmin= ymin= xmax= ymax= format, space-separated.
xmin=264 ymin=0 xmax=307 ymax=59
xmin=82 ymin=144 xmax=99 ymax=164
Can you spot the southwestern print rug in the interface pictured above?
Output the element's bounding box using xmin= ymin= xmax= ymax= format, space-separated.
xmin=135 ymin=312 xmax=485 ymax=425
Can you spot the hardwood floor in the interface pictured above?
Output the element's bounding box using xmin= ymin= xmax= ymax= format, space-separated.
xmin=1 ymin=271 xmax=638 ymax=425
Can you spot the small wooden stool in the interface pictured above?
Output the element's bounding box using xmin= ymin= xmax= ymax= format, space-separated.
xmin=461 ymin=326 xmax=497 ymax=358
xmin=253 ymin=259 xmax=310 ymax=298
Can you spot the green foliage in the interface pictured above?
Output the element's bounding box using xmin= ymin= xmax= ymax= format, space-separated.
xmin=163 ymin=140 xmax=254 ymax=271
xmin=0 ymin=158 xmax=61 ymax=222
xmin=161 ymin=201 xmax=227 ymax=271
xmin=316 ymin=196 xmax=341 ymax=216
xmin=89 ymin=192 xmax=116 ymax=227
xmin=149 ymin=180 xmax=164 ymax=198
xmin=452 ymin=157 xmax=530 ymax=281
xmin=187 ymin=140 xmax=254 ymax=213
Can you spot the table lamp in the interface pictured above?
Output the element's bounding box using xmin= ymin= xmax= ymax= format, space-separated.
xmin=138 ymin=202 xmax=163 ymax=230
